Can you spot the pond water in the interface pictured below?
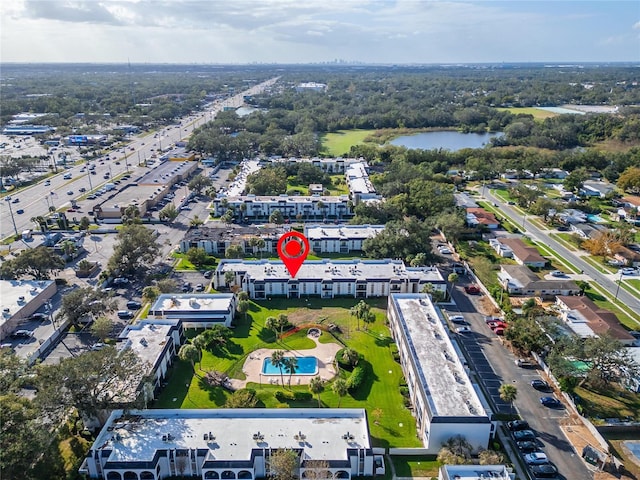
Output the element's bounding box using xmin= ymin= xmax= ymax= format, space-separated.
xmin=389 ymin=130 xmax=502 ymax=151
xmin=262 ymin=356 xmax=318 ymax=375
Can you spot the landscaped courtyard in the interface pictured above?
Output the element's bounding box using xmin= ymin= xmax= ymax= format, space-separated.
xmin=153 ymin=297 xmax=423 ymax=448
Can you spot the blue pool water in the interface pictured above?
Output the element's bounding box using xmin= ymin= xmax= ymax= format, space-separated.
xmin=262 ymin=356 xmax=318 ymax=375
xmin=586 ymin=214 xmax=606 ymax=223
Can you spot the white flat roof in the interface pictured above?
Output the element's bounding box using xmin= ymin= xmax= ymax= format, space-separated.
xmin=95 ymin=409 xmax=370 ymax=463
xmin=150 ymin=294 xmax=234 ymax=314
xmin=219 ymin=259 xmax=443 ymax=283
xmin=441 ymin=465 xmax=511 ymax=480
xmin=304 ymin=225 xmax=385 ymax=241
xmin=391 ymin=294 xmax=487 ymax=418
xmin=223 ymin=195 xmax=349 ymax=204
xmin=118 ymin=321 xmax=177 ymax=368
xmin=0 ymin=279 xmax=55 ymax=328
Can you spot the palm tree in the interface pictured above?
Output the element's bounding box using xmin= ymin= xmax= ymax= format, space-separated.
xmin=499 ymin=384 xmax=518 ymax=414
xmin=270 ymin=350 xmax=286 ymax=387
xmin=309 ymin=376 xmax=325 ymax=408
xmin=332 ymin=378 xmax=348 ymax=407
xmin=224 ymin=270 xmax=235 ymax=288
xmin=265 ymin=316 xmax=278 ymax=340
xmin=179 ymin=344 xmax=200 ymax=375
xmin=190 ymin=215 xmax=204 ymax=228
xmin=192 ymin=334 xmax=207 ymax=368
xmin=447 ymin=272 xmax=459 ymax=300
xmin=283 ymin=357 xmax=299 ymax=389
xmin=350 ymin=300 xmax=370 ymax=331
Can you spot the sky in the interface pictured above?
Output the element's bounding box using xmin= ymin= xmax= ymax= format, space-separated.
xmin=1 ymin=0 xmax=639 ymax=64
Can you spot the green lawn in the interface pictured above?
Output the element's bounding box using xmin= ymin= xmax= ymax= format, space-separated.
xmin=584 ymin=288 xmax=640 ymax=329
xmin=627 ymin=279 xmax=640 ymax=291
xmin=551 ymin=233 xmax=579 ymax=251
xmin=496 ymin=107 xmax=558 ymax=120
xmin=575 ymin=384 xmax=640 ymax=423
xmin=153 ymin=298 xmax=421 ymax=448
xmin=391 ymin=456 xmax=440 ymax=478
xmin=320 ymin=129 xmax=377 ymax=157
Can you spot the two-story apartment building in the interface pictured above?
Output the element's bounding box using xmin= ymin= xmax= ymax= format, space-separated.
xmin=303 ymin=225 xmax=385 ymax=254
xmin=387 ymin=294 xmax=493 ymax=454
xmin=214 ymin=260 xmax=446 ymax=300
xmin=80 ymin=408 xmax=384 ymax=480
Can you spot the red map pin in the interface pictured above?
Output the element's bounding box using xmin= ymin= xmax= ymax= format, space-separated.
xmin=277 ymin=231 xmax=310 ymax=278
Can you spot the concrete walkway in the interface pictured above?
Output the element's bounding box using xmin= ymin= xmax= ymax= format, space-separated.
xmin=228 ymin=335 xmax=342 ymax=390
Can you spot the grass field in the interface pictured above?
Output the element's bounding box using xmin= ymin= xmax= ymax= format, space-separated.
xmin=320 ymin=129 xmax=377 ymax=156
xmin=574 ymin=384 xmax=640 ymax=422
xmin=496 ymin=107 xmax=558 ymax=120
xmin=153 ymin=297 xmax=422 ymax=448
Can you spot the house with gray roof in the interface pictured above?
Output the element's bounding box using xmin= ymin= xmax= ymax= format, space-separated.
xmin=498 ymin=265 xmax=580 ymax=299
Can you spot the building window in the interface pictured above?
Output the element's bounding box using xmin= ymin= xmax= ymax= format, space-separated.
xmin=238 ymin=471 xmax=252 ymax=479
xmin=204 ymin=472 xmax=220 ymax=479
xmin=107 ymin=473 xmax=122 ymax=480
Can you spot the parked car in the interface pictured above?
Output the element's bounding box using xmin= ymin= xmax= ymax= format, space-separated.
xmin=531 ymin=380 xmax=551 ymax=391
xmin=507 ymin=420 xmax=530 ymax=431
xmin=540 ymin=396 xmax=562 ymax=408
xmin=439 ymin=247 xmax=452 ymax=255
xmin=516 ymin=441 xmax=540 ymax=453
xmin=448 ymin=314 xmax=465 ymax=323
xmin=195 ymin=283 xmax=205 ymax=292
xmin=203 ymin=270 xmax=213 ymax=279
xmin=28 ymin=313 xmax=47 ymax=322
xmin=488 ymin=321 xmax=508 ymax=330
xmin=620 ymin=267 xmax=637 ymax=275
xmin=515 ymin=358 xmax=535 ymax=368
xmin=455 ymin=326 xmax=471 ymax=334
xmin=117 ymin=310 xmax=134 ymax=320
xmin=12 ymin=329 xmax=34 ymax=339
xmin=524 ymin=452 xmax=549 ymax=465
xmin=126 ymin=300 xmax=142 ymax=310
xmin=550 ymin=270 xmax=565 ymax=277
xmin=494 ymin=327 xmax=506 ymax=335
xmin=530 ymin=463 xmax=559 ymax=479
xmin=113 ymin=277 xmax=129 ymax=286
xmin=90 ymin=343 xmax=106 ymax=351
xmin=513 ymin=429 xmax=536 ymax=441
xmin=464 ymin=284 xmax=480 ymax=294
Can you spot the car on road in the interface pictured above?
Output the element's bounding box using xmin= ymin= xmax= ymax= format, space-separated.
xmin=79 ymin=187 xmax=86 ymax=192
xmin=117 ymin=310 xmax=135 ymax=320
xmin=488 ymin=321 xmax=508 ymax=330
xmin=44 ymin=180 xmax=51 ymax=186
xmin=16 ymin=209 xmax=24 ymax=214
xmin=513 ymin=429 xmax=536 ymax=442
xmin=515 ymin=358 xmax=535 ymax=368
xmin=126 ymin=301 xmax=142 ymax=310
xmin=455 ymin=326 xmax=471 ymax=334
xmin=516 ymin=441 xmax=540 ymax=453
xmin=11 ymin=197 xmax=19 ymax=203
xmin=464 ymin=284 xmax=480 ymax=294
xmin=540 ymin=396 xmax=562 ymax=408
xmin=550 ymin=270 xmax=565 ymax=277
xmin=12 ymin=329 xmax=34 ymax=339
xmin=87 ymin=195 xmax=96 ymax=200
xmin=620 ymin=267 xmax=637 ymax=275
xmin=531 ymin=379 xmax=551 ymax=391
xmin=507 ymin=420 xmax=530 ymax=431
xmin=524 ymin=452 xmax=549 ymax=465
xmin=530 ymin=463 xmax=559 ymax=479
xmin=28 ymin=313 xmax=47 ymax=322
xmin=63 ymin=173 xmax=72 ymax=179
xmin=66 ymin=190 xmax=73 ymax=195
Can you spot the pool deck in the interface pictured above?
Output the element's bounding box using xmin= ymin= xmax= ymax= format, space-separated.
xmin=229 ymin=335 xmax=343 ymax=390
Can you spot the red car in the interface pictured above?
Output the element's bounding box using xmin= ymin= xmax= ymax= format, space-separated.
xmin=488 ymin=321 xmax=508 ymax=330
xmin=464 ymin=285 xmax=480 ymax=294
xmin=494 ymin=327 xmax=506 ymax=335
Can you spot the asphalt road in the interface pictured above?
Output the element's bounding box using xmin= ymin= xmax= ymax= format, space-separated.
xmin=0 ymin=77 xmax=278 ymax=239
xmin=449 ymin=284 xmax=592 ymax=480
xmin=485 ymin=188 xmax=640 ymax=318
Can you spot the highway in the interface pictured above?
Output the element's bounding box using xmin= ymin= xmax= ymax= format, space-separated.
xmin=0 ymin=77 xmax=279 ymax=239
xmin=485 ymin=188 xmax=640 ymax=320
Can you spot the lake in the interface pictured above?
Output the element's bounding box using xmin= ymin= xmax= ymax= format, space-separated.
xmin=389 ymin=131 xmax=502 ymax=151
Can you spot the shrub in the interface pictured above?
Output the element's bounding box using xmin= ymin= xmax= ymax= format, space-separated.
xmin=293 ymin=391 xmax=312 ymax=401
xmin=399 ymin=386 xmax=410 ymax=397
xmin=347 ymin=365 xmax=367 ymax=391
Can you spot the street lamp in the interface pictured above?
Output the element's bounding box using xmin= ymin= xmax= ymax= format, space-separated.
xmin=87 ymin=169 xmax=93 ymax=192
xmin=4 ymin=197 xmax=19 ymax=237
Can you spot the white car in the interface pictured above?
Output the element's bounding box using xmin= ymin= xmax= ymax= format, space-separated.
xmin=524 ymin=452 xmax=548 ymax=465
xmin=620 ymin=268 xmax=637 ymax=275
xmin=448 ymin=315 xmax=465 ymax=324
xmin=455 ymin=326 xmax=472 ymax=334
xmin=439 ymin=248 xmax=452 ymax=255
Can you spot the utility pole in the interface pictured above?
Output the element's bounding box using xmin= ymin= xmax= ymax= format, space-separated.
xmin=4 ymin=198 xmax=19 ymax=237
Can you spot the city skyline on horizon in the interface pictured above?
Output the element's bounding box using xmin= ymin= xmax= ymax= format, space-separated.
xmin=1 ymin=1 xmax=639 ymax=64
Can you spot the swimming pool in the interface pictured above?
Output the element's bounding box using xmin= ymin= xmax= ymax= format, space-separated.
xmin=586 ymin=214 xmax=606 ymax=223
xmin=262 ymin=356 xmax=318 ymax=375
